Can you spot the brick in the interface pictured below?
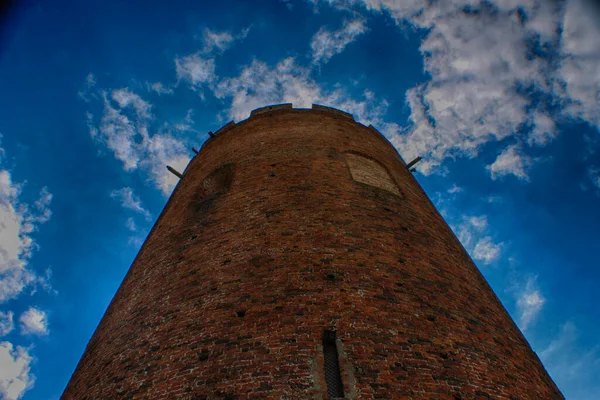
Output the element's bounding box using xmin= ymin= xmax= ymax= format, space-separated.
xmin=62 ymin=106 xmax=563 ymax=399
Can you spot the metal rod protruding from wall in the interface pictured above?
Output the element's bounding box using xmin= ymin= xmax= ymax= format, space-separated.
xmin=406 ymin=156 xmax=422 ymax=170
xmin=192 ymin=148 xmax=199 ymax=154
xmin=208 ymin=131 xmax=215 ymax=138
xmin=166 ymin=165 xmax=183 ymax=179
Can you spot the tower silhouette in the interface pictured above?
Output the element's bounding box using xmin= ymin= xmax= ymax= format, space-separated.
xmin=62 ymin=104 xmax=562 ymax=399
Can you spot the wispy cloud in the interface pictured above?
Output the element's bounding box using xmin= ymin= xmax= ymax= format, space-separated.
xmin=19 ymin=307 xmax=48 ymax=336
xmin=310 ymin=18 xmax=367 ymax=64
xmin=0 ymin=312 xmax=13 ymax=336
xmin=516 ymin=276 xmax=545 ymax=332
xmin=145 ymin=81 xmax=174 ymax=96
xmin=0 ymin=342 xmax=34 ymax=400
xmin=77 ymin=73 xmax=97 ymax=102
xmin=540 ymin=322 xmax=600 ymax=399
xmin=111 ymin=88 xmax=152 ymax=121
xmin=125 ymin=217 xmax=137 ymax=232
xmin=487 ymin=145 xmax=531 ymax=181
xmin=175 ymin=53 xmax=216 ymax=91
xmin=202 ymin=29 xmax=234 ymax=53
xmin=110 ymin=187 xmax=151 ymax=220
xmin=447 ymin=184 xmax=462 ymax=194
xmin=587 ymin=167 xmax=600 ymax=195
xmin=454 ymin=215 xmax=503 ymax=265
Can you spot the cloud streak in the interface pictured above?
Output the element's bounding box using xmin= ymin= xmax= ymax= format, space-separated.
xmin=540 ymin=322 xmax=600 ymax=399
xmin=454 ymin=215 xmax=503 ymax=266
xmin=201 ymin=27 xmax=249 ymax=54
xmin=175 ymin=54 xmax=216 ymax=91
xmin=110 ymin=187 xmax=151 ymax=220
xmin=516 ymin=276 xmax=545 ymax=332
xmin=311 ymin=18 xmax=367 ymax=64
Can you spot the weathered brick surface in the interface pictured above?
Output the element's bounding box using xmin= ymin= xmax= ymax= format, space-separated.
xmin=62 ymin=106 xmax=563 ymax=399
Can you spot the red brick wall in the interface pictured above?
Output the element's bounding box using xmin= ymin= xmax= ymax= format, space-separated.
xmin=62 ymin=106 xmax=562 ymax=399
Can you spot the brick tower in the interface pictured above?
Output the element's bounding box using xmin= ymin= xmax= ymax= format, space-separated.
xmin=62 ymin=104 xmax=562 ymax=399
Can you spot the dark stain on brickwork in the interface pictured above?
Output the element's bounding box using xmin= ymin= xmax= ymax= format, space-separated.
xmin=62 ymin=106 xmax=563 ymax=399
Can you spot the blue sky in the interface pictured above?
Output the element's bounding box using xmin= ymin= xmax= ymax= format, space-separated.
xmin=0 ymin=0 xmax=599 ymax=398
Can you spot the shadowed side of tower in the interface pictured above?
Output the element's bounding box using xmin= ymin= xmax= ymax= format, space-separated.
xmin=62 ymin=104 xmax=562 ymax=399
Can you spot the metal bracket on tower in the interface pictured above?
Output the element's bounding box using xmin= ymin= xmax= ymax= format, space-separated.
xmin=208 ymin=131 xmax=215 ymax=138
xmin=166 ymin=165 xmax=183 ymax=179
xmin=406 ymin=156 xmax=422 ymax=170
xmin=192 ymin=148 xmax=199 ymax=154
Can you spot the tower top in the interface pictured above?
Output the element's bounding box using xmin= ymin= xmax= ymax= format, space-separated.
xmin=199 ymin=103 xmax=407 ymax=167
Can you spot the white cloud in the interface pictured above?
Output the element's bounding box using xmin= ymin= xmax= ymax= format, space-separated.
xmin=315 ymin=0 xmax=599 ymax=177
xmin=557 ymin=0 xmax=600 ymax=130
xmin=84 ymin=73 xmax=96 ymax=87
xmin=280 ymin=0 xmax=294 ymax=10
xmin=0 ymin=312 xmax=13 ymax=336
xmin=202 ymin=29 xmax=234 ymax=54
xmin=145 ymin=82 xmax=174 ymax=96
xmin=447 ymin=184 xmax=462 ymax=194
xmin=90 ymin=88 xmax=191 ymax=195
xmin=0 ymin=342 xmax=34 ymax=400
xmin=125 ymin=217 xmax=137 ymax=232
xmin=540 ymin=322 xmax=600 ymax=399
xmin=468 ymin=215 xmax=488 ymax=230
xmin=215 ymin=57 xmax=388 ymax=123
xmin=97 ymin=91 xmax=145 ymax=171
xmin=32 ymin=187 xmax=52 ymax=225
xmin=111 ymin=88 xmax=152 ymax=121
xmin=201 ymin=27 xmax=250 ymax=54
xmin=0 ymin=161 xmax=53 ymax=303
xmin=175 ymin=53 xmax=216 ymax=90
xmin=529 ymin=111 xmax=557 ymax=146
xmin=455 ymin=215 xmax=503 ymax=265
xmin=487 ymin=145 xmax=531 ymax=181
xmin=588 ymin=167 xmax=600 ymax=193
xmin=486 ymin=195 xmax=503 ymax=203
xmin=92 ymin=0 xmax=600 ymax=197
xmin=146 ymin=134 xmax=190 ymax=195
xmin=365 ymin=1 xmax=554 ymax=173
xmin=472 ymin=236 xmax=502 ymax=265
xmin=171 ymin=109 xmax=196 ymax=133
xmin=311 ymin=18 xmax=368 ymax=64
xmin=127 ymin=236 xmax=144 ymax=248
xmin=0 ymin=270 xmax=38 ymax=305
xmin=19 ymin=307 xmax=48 ymax=336
xmin=541 ymin=322 xmax=578 ymax=361
xmin=77 ymin=73 xmax=97 ymax=102
xmin=516 ymin=276 xmax=545 ymax=331
xmin=110 ymin=187 xmax=151 ymax=220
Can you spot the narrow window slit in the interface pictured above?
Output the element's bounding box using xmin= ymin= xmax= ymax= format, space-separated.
xmin=323 ymin=330 xmax=344 ymax=399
